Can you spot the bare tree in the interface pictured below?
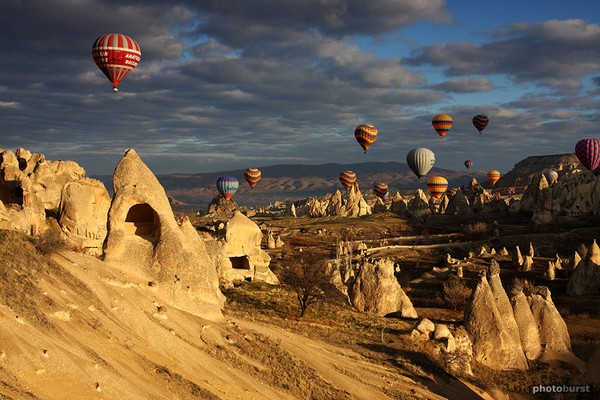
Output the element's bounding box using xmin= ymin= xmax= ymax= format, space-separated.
xmin=283 ymin=251 xmax=329 ymax=317
xmin=442 ymin=275 xmax=472 ymax=311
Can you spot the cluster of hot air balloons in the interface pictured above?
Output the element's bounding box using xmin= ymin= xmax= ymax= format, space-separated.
xmin=430 ymin=113 xmax=489 ymax=140
xmin=213 ymin=168 xmax=263 ymax=199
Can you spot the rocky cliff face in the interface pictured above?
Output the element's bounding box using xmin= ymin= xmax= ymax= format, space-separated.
xmin=496 ymin=153 xmax=581 ymax=188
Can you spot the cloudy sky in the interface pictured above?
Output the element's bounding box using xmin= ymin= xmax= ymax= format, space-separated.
xmin=2 ymin=0 xmax=600 ymax=175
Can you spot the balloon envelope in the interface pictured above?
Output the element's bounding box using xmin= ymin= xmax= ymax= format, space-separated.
xmin=92 ymin=33 xmax=141 ymax=92
xmin=339 ymin=170 xmax=356 ymax=191
xmin=472 ymin=115 xmax=489 ymax=133
xmin=432 ymin=114 xmax=453 ymax=139
xmin=244 ymin=168 xmax=261 ymax=188
xmin=575 ymin=138 xmax=600 ymax=172
xmin=354 ymin=124 xmax=378 ymax=153
xmin=487 ymin=170 xmax=501 ymax=186
xmin=464 ymin=160 xmax=473 ymax=169
xmin=544 ymin=170 xmax=558 ymax=186
xmin=373 ymin=182 xmax=388 ymax=199
xmin=406 ymin=147 xmax=435 ymax=180
xmin=427 ymin=176 xmax=448 ymax=199
xmin=216 ymin=176 xmax=239 ymax=199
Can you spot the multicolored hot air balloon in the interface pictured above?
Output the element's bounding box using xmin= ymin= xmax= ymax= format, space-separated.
xmin=544 ymin=170 xmax=558 ymax=186
xmin=216 ymin=176 xmax=239 ymax=199
xmin=432 ymin=114 xmax=453 ymax=139
xmin=406 ymin=147 xmax=435 ymax=181
xmin=244 ymin=168 xmax=261 ymax=188
xmin=487 ymin=170 xmax=501 ymax=186
xmin=446 ymin=187 xmax=459 ymax=198
xmin=464 ymin=160 xmax=473 ymax=169
xmin=354 ymin=124 xmax=378 ymax=153
xmin=575 ymin=138 xmax=600 ymax=172
xmin=472 ymin=114 xmax=489 ymax=133
xmin=92 ymin=33 xmax=141 ymax=92
xmin=427 ymin=176 xmax=448 ymax=199
xmin=373 ymin=182 xmax=388 ymax=199
xmin=339 ymin=170 xmax=356 ymax=191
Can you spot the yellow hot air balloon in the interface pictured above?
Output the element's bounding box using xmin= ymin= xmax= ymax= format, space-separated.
xmin=487 ymin=170 xmax=501 ymax=185
xmin=432 ymin=114 xmax=453 ymax=139
xmin=427 ymin=176 xmax=448 ymax=199
xmin=354 ymin=124 xmax=378 ymax=153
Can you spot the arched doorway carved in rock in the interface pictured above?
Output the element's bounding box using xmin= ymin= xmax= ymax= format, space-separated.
xmin=124 ymin=203 xmax=160 ymax=242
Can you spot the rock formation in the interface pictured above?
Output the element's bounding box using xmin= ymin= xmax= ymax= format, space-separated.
xmin=406 ymin=189 xmax=430 ymax=218
xmin=567 ymin=239 xmax=600 ymax=295
xmin=217 ymin=211 xmax=278 ymax=285
xmin=510 ymin=286 xmax=542 ymax=361
xmin=464 ymin=271 xmax=528 ymax=371
xmin=445 ymin=189 xmax=471 ymax=215
xmin=102 ymin=149 xmax=225 ymax=320
xmin=348 ymin=258 xmax=417 ymax=318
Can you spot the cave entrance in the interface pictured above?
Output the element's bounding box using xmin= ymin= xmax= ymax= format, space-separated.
xmin=0 ymin=181 xmax=23 ymax=207
xmin=124 ymin=203 xmax=160 ymax=242
xmin=230 ymin=256 xmax=250 ymax=270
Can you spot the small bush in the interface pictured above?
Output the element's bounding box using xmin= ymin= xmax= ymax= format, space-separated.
xmin=465 ymin=222 xmax=488 ymax=237
xmin=442 ymin=275 xmax=472 ymax=311
xmin=33 ymin=220 xmax=70 ymax=255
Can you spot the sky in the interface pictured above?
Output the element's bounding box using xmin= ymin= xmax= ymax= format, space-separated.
xmin=2 ymin=0 xmax=600 ymax=176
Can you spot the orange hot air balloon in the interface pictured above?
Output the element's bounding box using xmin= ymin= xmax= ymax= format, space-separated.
xmin=354 ymin=124 xmax=378 ymax=153
xmin=487 ymin=170 xmax=501 ymax=185
xmin=427 ymin=176 xmax=448 ymax=199
xmin=92 ymin=33 xmax=141 ymax=92
xmin=373 ymin=182 xmax=388 ymax=199
xmin=244 ymin=168 xmax=261 ymax=188
xmin=432 ymin=114 xmax=453 ymax=139
xmin=339 ymin=170 xmax=356 ymax=191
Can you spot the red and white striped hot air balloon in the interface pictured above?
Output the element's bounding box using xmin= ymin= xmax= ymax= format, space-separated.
xmin=92 ymin=33 xmax=141 ymax=92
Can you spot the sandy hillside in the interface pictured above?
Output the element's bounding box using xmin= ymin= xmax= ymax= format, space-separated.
xmin=0 ymin=230 xmax=500 ymax=400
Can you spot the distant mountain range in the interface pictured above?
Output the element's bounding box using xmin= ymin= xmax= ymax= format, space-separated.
xmin=96 ymin=161 xmax=487 ymax=208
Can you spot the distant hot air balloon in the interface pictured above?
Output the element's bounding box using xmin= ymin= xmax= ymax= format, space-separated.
xmin=432 ymin=114 xmax=453 ymax=139
xmin=339 ymin=170 xmax=356 ymax=191
xmin=373 ymin=182 xmax=388 ymax=199
xmin=427 ymin=176 xmax=448 ymax=199
xmin=216 ymin=176 xmax=239 ymax=199
xmin=544 ymin=170 xmax=558 ymax=186
xmin=244 ymin=168 xmax=261 ymax=188
xmin=464 ymin=160 xmax=473 ymax=169
xmin=472 ymin=115 xmax=489 ymax=133
xmin=487 ymin=170 xmax=501 ymax=186
xmin=92 ymin=33 xmax=141 ymax=92
xmin=354 ymin=124 xmax=378 ymax=153
xmin=575 ymin=138 xmax=600 ymax=173
xmin=406 ymin=147 xmax=435 ymax=181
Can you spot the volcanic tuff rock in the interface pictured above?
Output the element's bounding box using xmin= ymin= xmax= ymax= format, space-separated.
xmin=292 ymin=184 xmax=371 ymax=218
xmin=496 ymin=153 xmax=581 ymax=188
xmin=216 ymin=211 xmax=278 ymax=285
xmin=510 ymin=287 xmax=542 ymax=361
xmin=567 ymin=239 xmax=600 ymax=295
xmin=103 ymin=149 xmax=225 ymax=320
xmin=464 ymin=272 xmax=528 ymax=371
xmin=348 ymin=257 xmax=417 ymax=318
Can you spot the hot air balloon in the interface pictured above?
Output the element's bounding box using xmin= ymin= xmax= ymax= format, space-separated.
xmin=216 ymin=176 xmax=239 ymax=199
xmin=427 ymin=176 xmax=448 ymax=199
xmin=575 ymin=138 xmax=600 ymax=172
xmin=406 ymin=147 xmax=435 ymax=181
xmin=472 ymin=114 xmax=489 ymax=133
xmin=92 ymin=33 xmax=141 ymax=92
xmin=244 ymin=168 xmax=261 ymax=188
xmin=432 ymin=114 xmax=453 ymax=139
xmin=339 ymin=170 xmax=356 ymax=191
xmin=446 ymin=187 xmax=458 ymax=198
xmin=464 ymin=160 xmax=473 ymax=169
xmin=487 ymin=170 xmax=501 ymax=186
xmin=544 ymin=170 xmax=558 ymax=186
xmin=354 ymin=124 xmax=378 ymax=153
xmin=373 ymin=182 xmax=388 ymax=199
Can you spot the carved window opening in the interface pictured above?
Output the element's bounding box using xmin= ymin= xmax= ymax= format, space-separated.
xmin=230 ymin=256 xmax=250 ymax=270
xmin=124 ymin=203 xmax=160 ymax=242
